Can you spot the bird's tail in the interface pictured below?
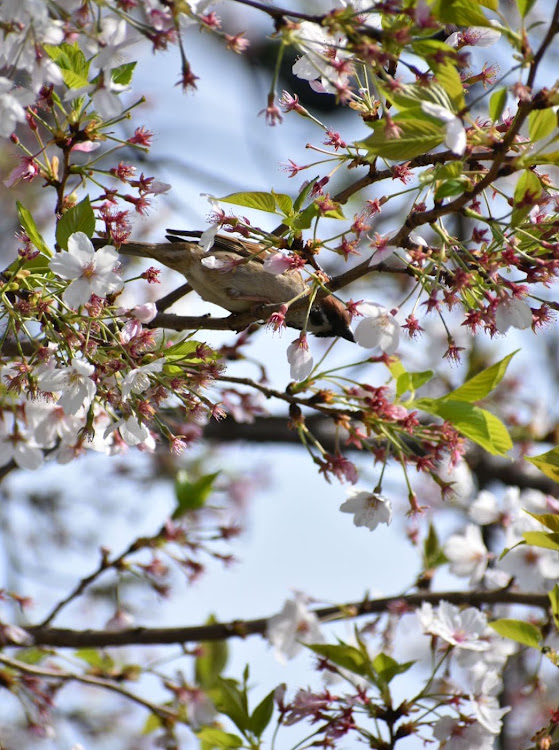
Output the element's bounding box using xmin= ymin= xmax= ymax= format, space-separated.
xmin=91 ymin=237 xmax=202 ymax=274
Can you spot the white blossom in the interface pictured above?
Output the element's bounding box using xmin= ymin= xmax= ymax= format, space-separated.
xmin=50 ymin=232 xmax=123 ymax=308
xmin=437 ymin=457 xmax=476 ymax=505
xmin=469 ymin=489 xmax=500 ymax=525
xmin=457 ymin=634 xmax=516 ymax=692
xmin=267 ymin=592 xmax=323 ymax=662
xmin=287 ymin=336 xmax=314 ymax=381
xmin=470 ymin=678 xmax=511 ymax=734
xmin=443 ymin=524 xmax=489 ymax=584
xmin=0 ymin=414 xmax=43 ymax=470
xmin=89 ymin=17 xmax=138 ymax=70
xmin=292 ymin=22 xmax=349 ymax=94
xmin=26 ymin=401 xmax=85 ymax=447
xmin=120 ymin=360 xmax=164 ymax=400
xmin=37 ymin=359 xmax=97 ymax=415
xmin=340 ymin=488 xmax=392 ymax=531
xmin=418 ymin=601 xmax=489 ymax=651
xmin=495 ymin=296 xmax=532 ymax=332
xmin=353 ymin=302 xmax=400 ymax=354
xmin=0 ymin=78 xmax=34 ymax=138
xmin=184 ymin=689 xmax=217 ymax=730
xmin=104 ymin=415 xmax=151 ymax=446
xmin=446 ymin=26 xmax=501 ymax=49
xmin=432 ymin=715 xmax=495 ymax=749
xmin=421 ymin=102 xmax=466 ymax=155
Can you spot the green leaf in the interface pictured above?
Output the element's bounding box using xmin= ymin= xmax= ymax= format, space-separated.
xmin=512 ymin=170 xmax=542 ymax=225
xmin=173 ymin=471 xmax=220 ymax=516
xmin=44 ymin=42 xmax=89 ymax=77
xmin=293 ymin=176 xmax=319 ymax=212
xmin=479 ymin=0 xmax=499 ymax=9
xmin=213 ymin=678 xmax=250 ymax=734
xmin=490 ymin=618 xmax=541 ymax=649
xmin=431 ymin=0 xmax=491 ymax=25
xmin=250 ymin=689 xmax=275 ymax=736
xmin=12 ymin=648 xmax=47 ymax=665
xmin=219 ymin=191 xmax=280 ymax=214
xmin=434 ymin=162 xmax=464 ymax=180
xmin=55 ymin=197 xmax=96 ymax=250
xmin=434 ymin=178 xmax=469 ymax=200
xmin=196 ymin=728 xmax=243 ymax=749
xmin=16 ymin=202 xmax=52 ymax=258
xmin=396 ymin=369 xmax=433 ymax=398
xmin=423 ymin=523 xmax=448 ymax=569
xmin=489 ymin=88 xmax=508 ymax=122
xmin=290 ymin=202 xmax=319 ymax=231
xmin=142 ymin=713 xmax=162 ymax=734
xmin=521 ymin=150 xmax=559 ymax=166
xmin=307 ymin=643 xmax=371 ymax=678
xmin=360 ymin=116 xmax=444 ymax=161
xmin=164 ymin=339 xmax=216 ymax=366
xmin=526 ymin=446 xmax=559 ymax=482
xmin=526 ymin=513 xmax=559 ymax=533
xmin=381 ymin=81 xmax=454 ymax=112
xmin=431 ymin=62 xmax=466 ymax=109
xmin=59 ymin=69 xmax=90 ymax=90
xmin=111 ymin=61 xmax=136 ymax=86
xmin=75 ymin=648 xmax=115 ymax=671
xmin=195 ymin=616 xmax=229 ymax=689
xmin=522 ymin=531 xmax=559 ymax=552
xmin=446 ymin=351 xmax=517 ymax=403
xmin=372 ymin=652 xmax=415 ymax=685
xmin=548 ymin=585 xmax=559 ymax=627
xmin=271 ymin=190 xmax=293 ymax=217
xmin=529 ymin=109 xmax=557 ymax=143
xmin=417 ymin=398 xmax=512 ymax=455
xmin=516 ymin=0 xmax=537 ymax=17
xmin=411 ymin=39 xmax=457 ymax=63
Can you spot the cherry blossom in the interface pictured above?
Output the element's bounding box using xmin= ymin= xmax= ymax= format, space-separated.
xmin=446 ymin=26 xmax=501 ymax=49
xmin=120 ymin=359 xmax=164 ymax=399
xmin=339 ymin=488 xmax=392 ymax=531
xmin=267 ymin=592 xmax=323 ymax=662
xmin=470 ymin=673 xmax=511 ymax=734
xmin=292 ymin=22 xmax=350 ymax=95
xmin=27 ymin=401 xmax=85 ymax=448
xmin=418 ymin=601 xmax=490 ymax=651
xmin=443 ymin=524 xmax=489 ymax=583
xmin=37 ymin=358 xmax=97 ymax=415
xmin=421 ymin=102 xmax=467 ymax=155
xmin=0 ymin=414 xmax=43 ymax=470
xmin=0 ymin=78 xmax=35 ymax=138
xmin=494 ymin=296 xmax=532 ymax=332
xmin=287 ymin=335 xmax=314 ymax=381
xmin=353 ymin=302 xmax=400 ymax=354
xmin=432 ymin=715 xmax=495 ymax=750
xmin=49 ymin=232 xmax=123 ymax=308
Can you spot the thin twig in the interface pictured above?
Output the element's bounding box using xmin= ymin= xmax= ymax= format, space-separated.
xmin=0 ymin=655 xmax=177 ymax=721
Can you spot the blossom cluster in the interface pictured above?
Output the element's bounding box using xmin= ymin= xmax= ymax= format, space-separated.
xmin=0 ymin=231 xmax=223 ymax=470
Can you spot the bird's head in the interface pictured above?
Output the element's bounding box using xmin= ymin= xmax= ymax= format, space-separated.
xmin=289 ymin=295 xmax=354 ymax=342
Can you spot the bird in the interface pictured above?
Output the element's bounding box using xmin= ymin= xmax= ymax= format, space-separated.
xmin=113 ymin=230 xmax=355 ymax=341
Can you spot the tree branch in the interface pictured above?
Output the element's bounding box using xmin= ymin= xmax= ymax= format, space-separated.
xmin=20 ymin=590 xmax=548 ymax=650
xmin=0 ymin=655 xmax=178 ymax=721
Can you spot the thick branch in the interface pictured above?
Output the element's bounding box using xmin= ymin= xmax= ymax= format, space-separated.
xmin=20 ymin=590 xmax=548 ymax=649
xmin=200 ymin=415 xmax=559 ymax=496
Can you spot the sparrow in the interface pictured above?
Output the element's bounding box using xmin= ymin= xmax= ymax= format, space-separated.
xmin=114 ymin=230 xmax=354 ymax=341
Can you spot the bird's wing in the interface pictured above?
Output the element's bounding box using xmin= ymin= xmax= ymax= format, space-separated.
xmin=166 ymin=230 xmax=270 ymax=264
